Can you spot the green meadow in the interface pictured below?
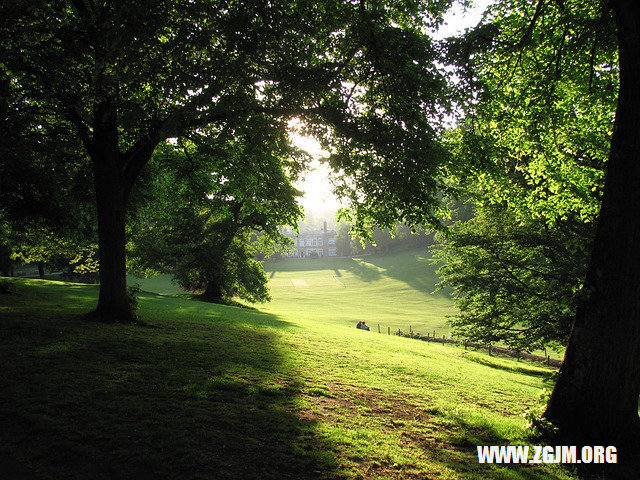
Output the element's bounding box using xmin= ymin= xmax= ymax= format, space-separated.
xmin=0 ymin=250 xmax=574 ymax=479
xmin=130 ymin=250 xmax=454 ymax=335
xmin=129 ymin=251 xmax=455 ymax=337
xmin=130 ymin=250 xmax=562 ymax=358
xmin=263 ymin=251 xmax=454 ymax=336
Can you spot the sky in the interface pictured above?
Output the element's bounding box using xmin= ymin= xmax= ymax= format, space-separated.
xmin=292 ymin=0 xmax=493 ymax=215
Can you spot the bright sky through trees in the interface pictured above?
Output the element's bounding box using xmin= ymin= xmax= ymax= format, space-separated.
xmin=288 ymin=121 xmax=336 ymax=212
xmin=292 ymin=0 xmax=493 ymax=215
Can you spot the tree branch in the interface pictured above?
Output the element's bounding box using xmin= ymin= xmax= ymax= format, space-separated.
xmin=122 ymin=101 xmax=325 ymax=189
xmin=518 ymin=0 xmax=547 ymax=49
xmin=588 ymin=2 xmax=611 ymax=91
xmin=65 ymin=106 xmax=93 ymax=154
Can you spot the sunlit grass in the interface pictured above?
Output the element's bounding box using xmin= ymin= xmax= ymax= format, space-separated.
xmin=0 ymin=273 xmax=573 ymax=479
xmin=131 ymin=250 xmax=456 ymax=335
xmin=263 ymin=250 xmax=454 ymax=336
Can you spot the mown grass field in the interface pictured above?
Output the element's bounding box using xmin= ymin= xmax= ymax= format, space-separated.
xmin=1 ymin=258 xmax=574 ymax=479
xmin=263 ymin=251 xmax=454 ymax=337
xmin=130 ymin=250 xmax=563 ymax=358
xmin=130 ymin=250 xmax=455 ymax=335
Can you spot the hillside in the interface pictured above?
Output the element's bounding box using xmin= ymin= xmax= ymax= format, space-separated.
xmin=0 ymin=273 xmax=572 ymax=479
xmin=130 ymin=250 xmax=563 ymax=360
xmin=263 ymin=250 xmax=454 ymax=336
xmin=130 ymin=249 xmax=456 ymax=335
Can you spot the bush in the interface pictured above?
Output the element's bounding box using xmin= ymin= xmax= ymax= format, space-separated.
xmin=431 ymin=205 xmax=591 ymax=352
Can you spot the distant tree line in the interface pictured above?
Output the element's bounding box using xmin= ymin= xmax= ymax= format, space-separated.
xmin=334 ymin=223 xmax=434 ymax=257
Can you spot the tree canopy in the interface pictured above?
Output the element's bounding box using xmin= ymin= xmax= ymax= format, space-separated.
xmin=129 ymin=114 xmax=304 ymax=303
xmin=433 ymin=205 xmax=592 ymax=352
xmin=429 ymin=0 xmax=617 ymax=357
xmin=447 ymin=0 xmax=640 ymax=469
xmin=447 ymin=0 xmax=616 ymax=225
xmin=1 ymin=0 xmax=457 ymax=320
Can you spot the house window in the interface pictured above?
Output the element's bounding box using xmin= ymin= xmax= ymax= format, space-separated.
xmin=312 ymin=238 xmax=317 ymax=246
xmin=318 ymin=238 xmax=323 ymax=246
xmin=328 ymin=248 xmax=337 ymax=256
xmin=318 ymin=249 xmax=323 ymax=257
xmin=328 ymin=238 xmax=335 ymax=245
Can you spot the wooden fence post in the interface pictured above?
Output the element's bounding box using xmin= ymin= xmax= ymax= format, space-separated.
xmin=378 ymin=323 xmax=380 ymax=333
xmin=388 ymin=326 xmax=390 ymax=335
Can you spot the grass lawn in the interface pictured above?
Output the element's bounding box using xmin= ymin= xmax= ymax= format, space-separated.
xmin=129 ymin=250 xmax=564 ymax=360
xmin=0 ymin=269 xmax=574 ymax=479
xmin=130 ymin=250 xmax=457 ymax=336
xmin=263 ymin=251 xmax=455 ymax=337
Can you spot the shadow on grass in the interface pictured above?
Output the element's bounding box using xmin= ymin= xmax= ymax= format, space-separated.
xmin=464 ymin=354 xmax=555 ymax=379
xmin=426 ymin=423 xmax=569 ymax=480
xmin=265 ymin=250 xmax=451 ymax=296
xmin=0 ymin=281 xmax=338 ymax=480
xmin=363 ymin=251 xmax=452 ymax=297
xmin=405 ymin=404 xmax=572 ymax=480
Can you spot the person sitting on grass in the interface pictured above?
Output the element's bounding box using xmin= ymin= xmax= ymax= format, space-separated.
xmin=356 ymin=321 xmax=371 ymax=331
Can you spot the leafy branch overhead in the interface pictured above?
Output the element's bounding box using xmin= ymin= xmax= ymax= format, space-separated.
xmin=447 ymin=0 xmax=616 ymax=225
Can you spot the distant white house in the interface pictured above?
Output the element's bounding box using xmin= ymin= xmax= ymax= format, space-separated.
xmin=284 ymin=222 xmax=337 ymax=258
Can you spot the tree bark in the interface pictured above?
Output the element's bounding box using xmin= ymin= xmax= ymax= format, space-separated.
xmin=198 ymin=222 xmax=239 ymax=304
xmin=200 ymin=281 xmax=224 ymax=303
xmin=544 ymin=0 xmax=640 ymax=471
xmin=37 ymin=262 xmax=44 ymax=278
xmin=88 ymin=99 xmax=136 ymax=322
xmin=92 ymin=165 xmax=132 ymax=321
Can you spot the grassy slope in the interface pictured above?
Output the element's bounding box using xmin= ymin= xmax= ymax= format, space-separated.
xmin=131 ymin=250 xmax=455 ymax=335
xmin=131 ymin=250 xmax=563 ymax=358
xmin=263 ymin=251 xmax=454 ymax=336
xmin=0 ymin=272 xmax=572 ymax=480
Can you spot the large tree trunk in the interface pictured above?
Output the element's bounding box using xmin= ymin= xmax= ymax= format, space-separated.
xmin=92 ymin=163 xmax=132 ymax=321
xmin=88 ymin=99 xmax=135 ymax=322
xmin=198 ymin=224 xmax=239 ymax=304
xmin=200 ymin=281 xmax=224 ymax=303
xmin=544 ymin=0 xmax=640 ymax=471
